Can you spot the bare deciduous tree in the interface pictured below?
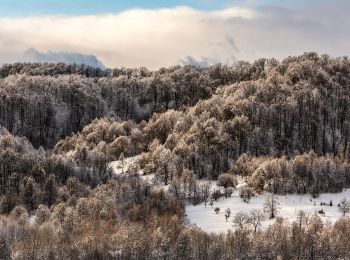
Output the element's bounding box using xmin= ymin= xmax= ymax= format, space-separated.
xmin=247 ymin=209 xmax=265 ymax=233
xmin=264 ymin=194 xmax=279 ymax=219
xmin=225 ymin=208 xmax=231 ymax=222
xmin=339 ymin=198 xmax=350 ymax=216
xmin=233 ymin=211 xmax=249 ymax=229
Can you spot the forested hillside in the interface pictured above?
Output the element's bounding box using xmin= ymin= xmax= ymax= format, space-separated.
xmin=1 ymin=53 xmax=350 ymax=259
xmin=0 ymin=62 xmax=244 ymax=147
xmin=53 ymin=53 xmax=350 ymax=194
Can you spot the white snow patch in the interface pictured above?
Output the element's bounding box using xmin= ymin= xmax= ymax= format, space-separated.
xmin=110 ymin=156 xmax=171 ymax=192
xmin=140 ymin=173 xmax=155 ymax=183
xmin=186 ymin=187 xmax=350 ymax=234
xmin=109 ymin=155 xmax=141 ymax=175
xmin=29 ymin=215 xmax=36 ymax=225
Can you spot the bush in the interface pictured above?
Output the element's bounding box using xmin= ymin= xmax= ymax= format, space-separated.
xmin=240 ymin=187 xmax=254 ymax=203
xmin=217 ymin=173 xmax=237 ymax=188
xmin=224 ymin=188 xmax=234 ymax=198
xmin=35 ymin=205 xmax=51 ymax=225
xmin=211 ymin=189 xmax=223 ymax=201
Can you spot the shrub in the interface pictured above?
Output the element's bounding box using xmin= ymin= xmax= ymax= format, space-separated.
xmin=240 ymin=187 xmax=254 ymax=203
xmin=211 ymin=189 xmax=223 ymax=201
xmin=217 ymin=173 xmax=237 ymax=188
xmin=224 ymin=188 xmax=234 ymax=198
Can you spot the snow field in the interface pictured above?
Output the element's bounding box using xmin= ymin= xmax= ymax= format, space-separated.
xmin=186 ymin=187 xmax=350 ymax=233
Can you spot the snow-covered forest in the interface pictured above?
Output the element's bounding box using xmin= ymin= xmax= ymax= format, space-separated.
xmin=1 ymin=53 xmax=350 ymax=259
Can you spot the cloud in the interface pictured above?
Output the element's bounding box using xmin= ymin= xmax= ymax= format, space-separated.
xmin=0 ymin=2 xmax=349 ymax=69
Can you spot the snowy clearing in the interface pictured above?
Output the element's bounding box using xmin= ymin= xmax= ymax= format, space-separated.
xmin=109 ymin=156 xmax=168 ymax=190
xmin=109 ymin=155 xmax=141 ymax=175
xmin=110 ymin=156 xmax=350 ymax=234
xmin=186 ymin=188 xmax=350 ymax=233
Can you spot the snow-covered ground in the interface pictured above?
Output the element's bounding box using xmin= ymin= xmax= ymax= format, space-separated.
xmin=109 ymin=155 xmax=141 ymax=175
xmin=186 ymin=188 xmax=350 ymax=233
xmin=109 ymin=156 xmax=167 ymax=190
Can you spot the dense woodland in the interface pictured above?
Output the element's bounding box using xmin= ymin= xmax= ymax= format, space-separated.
xmin=1 ymin=53 xmax=350 ymax=259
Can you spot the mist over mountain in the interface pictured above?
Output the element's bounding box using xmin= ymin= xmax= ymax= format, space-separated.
xmin=17 ymin=48 xmax=105 ymax=68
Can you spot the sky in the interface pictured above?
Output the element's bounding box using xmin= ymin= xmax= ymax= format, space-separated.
xmin=0 ymin=0 xmax=308 ymax=17
xmin=0 ymin=0 xmax=349 ymax=68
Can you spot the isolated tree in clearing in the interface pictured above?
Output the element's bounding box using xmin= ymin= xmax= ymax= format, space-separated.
xmin=233 ymin=211 xmax=249 ymax=230
xmin=264 ymin=194 xmax=279 ymax=219
xmin=225 ymin=208 xmax=231 ymax=222
xmin=247 ymin=209 xmax=265 ymax=233
xmin=339 ymin=198 xmax=350 ymax=216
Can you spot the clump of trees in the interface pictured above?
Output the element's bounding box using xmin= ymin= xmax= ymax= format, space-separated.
xmin=2 ymin=205 xmax=350 ymax=259
xmin=0 ymin=127 xmax=112 ymax=214
xmin=0 ymin=62 xmax=109 ymax=78
xmin=0 ymin=176 xmax=185 ymax=259
xmin=248 ymin=152 xmax=350 ymax=195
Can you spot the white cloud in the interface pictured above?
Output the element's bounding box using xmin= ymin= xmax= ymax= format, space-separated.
xmin=0 ymin=2 xmax=349 ymax=69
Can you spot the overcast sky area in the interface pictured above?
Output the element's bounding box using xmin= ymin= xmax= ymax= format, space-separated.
xmin=0 ymin=0 xmax=348 ymax=69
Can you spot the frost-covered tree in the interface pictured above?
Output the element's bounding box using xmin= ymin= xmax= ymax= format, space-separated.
xmin=35 ymin=205 xmax=51 ymax=225
xmin=0 ymin=236 xmax=11 ymax=260
xmin=233 ymin=211 xmax=249 ymax=230
xmin=264 ymin=194 xmax=279 ymax=219
xmin=247 ymin=209 xmax=265 ymax=233
xmin=175 ymin=231 xmax=192 ymax=260
xmin=339 ymin=198 xmax=350 ymax=216
xmin=225 ymin=208 xmax=231 ymax=222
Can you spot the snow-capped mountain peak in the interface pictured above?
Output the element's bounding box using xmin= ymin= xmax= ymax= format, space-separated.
xmin=18 ymin=48 xmax=105 ymax=69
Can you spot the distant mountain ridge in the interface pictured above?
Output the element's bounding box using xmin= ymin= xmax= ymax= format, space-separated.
xmin=17 ymin=48 xmax=105 ymax=69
